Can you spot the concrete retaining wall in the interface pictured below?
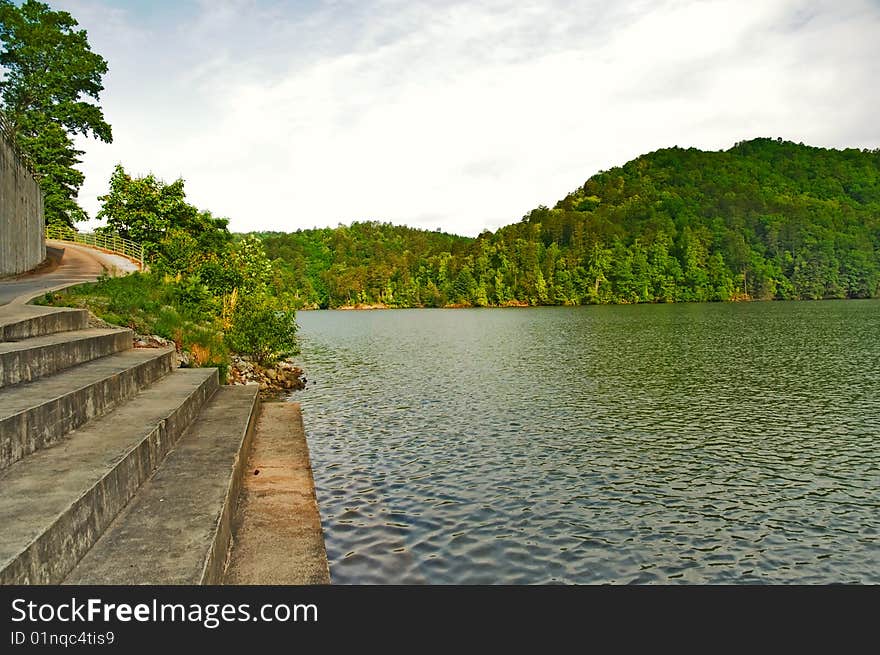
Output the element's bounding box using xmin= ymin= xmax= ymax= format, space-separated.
xmin=0 ymin=131 xmax=45 ymax=276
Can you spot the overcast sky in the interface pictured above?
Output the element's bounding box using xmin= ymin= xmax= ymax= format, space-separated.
xmin=52 ymin=0 xmax=880 ymax=236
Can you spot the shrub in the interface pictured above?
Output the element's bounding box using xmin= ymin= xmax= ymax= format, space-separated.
xmin=39 ymin=251 xmax=300 ymax=376
xmin=224 ymin=295 xmax=299 ymax=366
xmin=167 ymin=274 xmax=214 ymax=314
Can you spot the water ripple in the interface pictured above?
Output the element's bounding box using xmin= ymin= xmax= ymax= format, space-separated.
xmin=292 ymin=301 xmax=880 ymax=584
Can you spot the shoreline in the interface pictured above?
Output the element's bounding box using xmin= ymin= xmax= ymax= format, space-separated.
xmin=294 ymin=297 xmax=879 ymax=311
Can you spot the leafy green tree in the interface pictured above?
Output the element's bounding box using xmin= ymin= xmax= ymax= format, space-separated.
xmin=98 ymin=165 xmax=194 ymax=248
xmin=225 ymin=295 xmax=299 ymax=367
xmin=97 ymin=165 xmax=230 ymax=267
xmin=228 ymin=236 xmax=273 ymax=295
xmin=584 ymin=241 xmax=611 ymax=302
xmin=452 ymin=265 xmax=477 ymax=304
xmin=0 ymin=0 xmax=112 ymax=227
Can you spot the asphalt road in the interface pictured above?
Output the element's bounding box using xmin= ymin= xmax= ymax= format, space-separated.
xmin=0 ymin=241 xmax=138 ymax=305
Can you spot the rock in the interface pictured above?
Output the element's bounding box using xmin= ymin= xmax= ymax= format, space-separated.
xmin=87 ymin=313 xmax=115 ymax=329
xmin=133 ymin=333 xmax=173 ymax=349
xmin=227 ymin=355 xmax=306 ymax=395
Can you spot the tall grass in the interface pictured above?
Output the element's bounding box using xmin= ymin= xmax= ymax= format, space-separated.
xmin=38 ymin=271 xmax=230 ymax=380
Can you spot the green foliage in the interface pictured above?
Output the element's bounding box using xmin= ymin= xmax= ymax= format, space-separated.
xmin=258 ymin=139 xmax=880 ymax=306
xmin=228 ymin=236 xmax=273 ymax=294
xmin=97 ymin=164 xmax=232 ymax=269
xmin=224 ymin=295 xmax=299 ymax=367
xmin=41 ymin=166 xmax=301 ymax=372
xmin=258 ymin=222 xmax=474 ymax=308
xmin=0 ymin=0 xmax=112 ymax=227
xmin=38 ymin=271 xmax=234 ymax=378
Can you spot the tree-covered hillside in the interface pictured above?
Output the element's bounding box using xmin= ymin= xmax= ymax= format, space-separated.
xmin=259 ymin=138 xmax=880 ymax=308
xmin=258 ymin=222 xmax=473 ymax=308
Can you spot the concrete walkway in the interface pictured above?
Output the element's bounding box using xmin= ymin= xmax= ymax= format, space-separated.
xmin=225 ymin=402 xmax=331 ymax=584
xmin=0 ymin=240 xmax=138 ymax=306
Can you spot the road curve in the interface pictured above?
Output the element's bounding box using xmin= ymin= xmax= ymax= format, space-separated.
xmin=0 ymin=241 xmax=139 ymax=306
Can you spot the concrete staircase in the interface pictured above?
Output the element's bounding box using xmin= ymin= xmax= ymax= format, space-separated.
xmin=0 ymin=305 xmax=259 ymax=584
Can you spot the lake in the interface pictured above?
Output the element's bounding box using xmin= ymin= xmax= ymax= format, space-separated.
xmin=292 ymin=301 xmax=880 ymax=584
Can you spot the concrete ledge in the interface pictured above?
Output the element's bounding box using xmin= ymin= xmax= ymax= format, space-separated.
xmin=202 ymin=387 xmax=260 ymax=584
xmin=0 ymin=368 xmax=219 ymax=584
xmin=64 ymin=385 xmax=259 ymax=584
xmin=0 ymin=347 xmax=174 ymax=471
xmin=0 ymin=305 xmax=88 ymax=341
xmin=224 ymin=402 xmax=331 ymax=584
xmin=0 ymin=328 xmax=133 ymax=388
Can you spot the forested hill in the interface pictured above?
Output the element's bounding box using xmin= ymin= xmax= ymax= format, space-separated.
xmin=257 ymin=138 xmax=880 ymax=308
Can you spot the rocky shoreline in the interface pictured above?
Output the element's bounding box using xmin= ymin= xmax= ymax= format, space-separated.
xmin=228 ymin=355 xmax=307 ymax=396
xmin=129 ymin=330 xmax=306 ymax=398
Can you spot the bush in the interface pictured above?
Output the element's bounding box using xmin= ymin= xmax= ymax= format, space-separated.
xmin=225 ymin=295 xmax=299 ymax=366
xmin=39 ymin=249 xmax=301 ymax=375
xmin=167 ymin=274 xmax=214 ymax=314
xmin=38 ymin=272 xmax=230 ymax=369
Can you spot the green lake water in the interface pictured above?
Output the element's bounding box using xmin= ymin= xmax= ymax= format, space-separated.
xmin=293 ymin=301 xmax=879 ymax=583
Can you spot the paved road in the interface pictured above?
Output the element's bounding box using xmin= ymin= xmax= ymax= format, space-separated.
xmin=0 ymin=241 xmax=138 ymax=306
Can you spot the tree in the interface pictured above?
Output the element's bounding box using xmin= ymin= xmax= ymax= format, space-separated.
xmin=452 ymin=265 xmax=476 ymax=304
xmin=97 ymin=165 xmax=230 ymax=266
xmin=0 ymin=0 xmax=112 ymax=227
xmin=225 ymin=294 xmax=299 ymax=367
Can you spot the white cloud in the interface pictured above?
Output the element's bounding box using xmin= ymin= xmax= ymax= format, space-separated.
xmin=55 ymin=0 xmax=880 ymax=235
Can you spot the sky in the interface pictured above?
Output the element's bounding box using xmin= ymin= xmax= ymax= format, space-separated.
xmin=46 ymin=0 xmax=880 ymax=236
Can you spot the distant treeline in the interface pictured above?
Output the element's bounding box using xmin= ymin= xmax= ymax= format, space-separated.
xmin=255 ymin=138 xmax=880 ymax=308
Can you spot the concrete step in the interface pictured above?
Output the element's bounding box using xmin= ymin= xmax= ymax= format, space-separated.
xmin=0 ymin=368 xmax=219 ymax=584
xmin=224 ymin=402 xmax=330 ymax=584
xmin=0 ymin=328 xmax=133 ymax=388
xmin=0 ymin=305 xmax=88 ymax=341
xmin=0 ymin=346 xmax=175 ymax=471
xmin=64 ymin=385 xmax=259 ymax=585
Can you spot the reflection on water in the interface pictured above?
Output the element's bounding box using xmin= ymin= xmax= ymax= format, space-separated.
xmin=292 ymin=301 xmax=880 ymax=583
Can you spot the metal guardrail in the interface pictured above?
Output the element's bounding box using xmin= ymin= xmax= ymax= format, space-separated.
xmin=45 ymin=225 xmax=144 ymax=269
